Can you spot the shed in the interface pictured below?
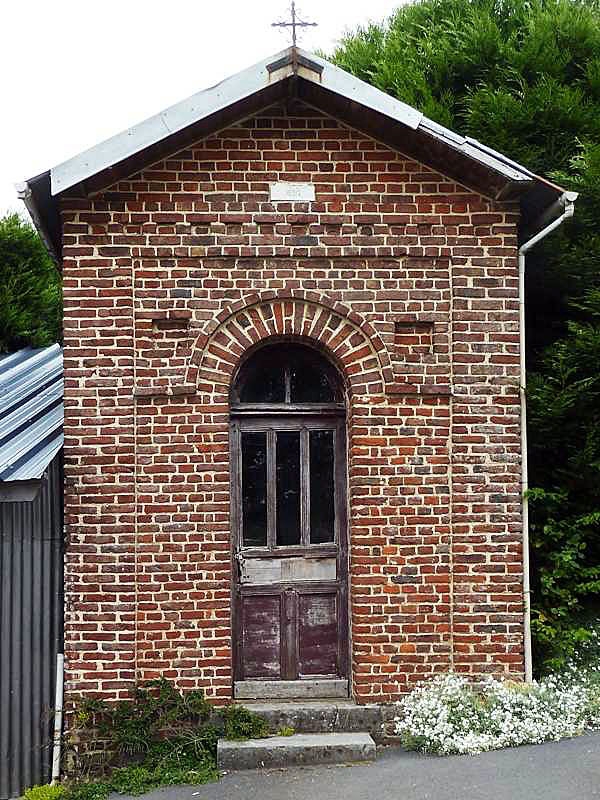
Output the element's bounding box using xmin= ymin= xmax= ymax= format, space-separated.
xmin=0 ymin=345 xmax=64 ymax=798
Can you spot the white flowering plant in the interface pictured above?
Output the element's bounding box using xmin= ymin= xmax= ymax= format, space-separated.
xmin=394 ymin=667 xmax=600 ymax=756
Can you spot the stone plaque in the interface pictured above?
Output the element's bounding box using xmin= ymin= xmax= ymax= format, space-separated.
xmin=270 ymin=182 xmax=315 ymax=202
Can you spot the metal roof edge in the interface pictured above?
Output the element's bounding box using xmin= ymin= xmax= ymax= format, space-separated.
xmin=295 ymin=48 xmax=422 ymax=131
xmin=15 ymin=177 xmax=60 ymax=264
xmin=50 ymin=47 xmax=296 ymax=197
xmin=20 ymin=46 xmax=569 ymax=256
xmin=47 ymin=47 xmax=426 ymax=199
xmin=7 ymin=434 xmax=64 ymax=482
xmin=464 ymin=136 xmax=535 ymax=176
xmin=300 ymin=50 xmax=533 ymax=185
xmin=299 ymin=52 xmax=534 ymax=185
xmin=418 ymin=119 xmax=532 ymax=184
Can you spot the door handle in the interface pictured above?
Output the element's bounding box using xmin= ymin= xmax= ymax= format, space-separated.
xmin=235 ymin=552 xmax=246 ymax=581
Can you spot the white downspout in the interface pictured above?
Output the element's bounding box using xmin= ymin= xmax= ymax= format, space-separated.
xmin=50 ymin=652 xmax=64 ymax=783
xmin=518 ymin=191 xmax=577 ymax=682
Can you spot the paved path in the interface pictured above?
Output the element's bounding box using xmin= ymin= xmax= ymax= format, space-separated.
xmin=119 ymin=734 xmax=600 ymax=800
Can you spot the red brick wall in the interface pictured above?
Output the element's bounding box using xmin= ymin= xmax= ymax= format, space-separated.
xmin=61 ymin=102 xmax=524 ymax=705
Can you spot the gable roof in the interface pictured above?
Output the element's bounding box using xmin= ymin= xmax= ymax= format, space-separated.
xmin=0 ymin=345 xmax=63 ymax=498
xmin=18 ymin=46 xmax=572 ymax=261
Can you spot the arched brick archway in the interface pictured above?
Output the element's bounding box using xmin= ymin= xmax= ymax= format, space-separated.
xmin=183 ymin=292 xmax=395 ymax=700
xmin=186 ymin=292 xmax=393 ymax=397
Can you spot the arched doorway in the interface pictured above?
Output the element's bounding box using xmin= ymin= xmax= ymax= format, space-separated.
xmin=230 ymin=342 xmax=349 ymax=699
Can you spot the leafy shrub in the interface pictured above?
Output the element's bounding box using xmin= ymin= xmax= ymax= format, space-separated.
xmin=63 ymin=680 xmax=223 ymax=796
xmin=76 ymin=679 xmax=213 ymax=756
xmin=570 ymin=620 xmax=600 ymax=670
xmin=48 ymin=738 xmax=218 ymax=800
xmin=59 ymin=681 xmax=275 ymax=797
xmin=395 ymin=671 xmax=600 ymax=755
xmin=107 ymin=737 xmax=217 ymax=795
xmin=191 ymin=723 xmax=220 ymax=757
xmin=23 ymin=784 xmax=111 ymax=800
xmin=223 ymin=705 xmax=269 ymax=741
xmin=23 ymin=785 xmax=66 ymax=800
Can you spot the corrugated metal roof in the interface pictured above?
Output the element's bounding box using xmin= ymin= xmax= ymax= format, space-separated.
xmin=0 ymin=345 xmax=63 ymax=482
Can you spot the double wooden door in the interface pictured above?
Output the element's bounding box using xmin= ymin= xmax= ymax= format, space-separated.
xmin=231 ymin=414 xmax=348 ymax=695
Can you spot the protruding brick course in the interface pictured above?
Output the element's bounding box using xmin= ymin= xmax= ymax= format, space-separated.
xmin=61 ymin=102 xmax=524 ymax=706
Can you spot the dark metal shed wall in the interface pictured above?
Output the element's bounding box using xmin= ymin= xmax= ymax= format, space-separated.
xmin=0 ymin=455 xmax=63 ymax=799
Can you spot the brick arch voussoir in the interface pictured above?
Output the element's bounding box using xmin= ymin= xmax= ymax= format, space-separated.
xmin=187 ymin=292 xmax=393 ymax=394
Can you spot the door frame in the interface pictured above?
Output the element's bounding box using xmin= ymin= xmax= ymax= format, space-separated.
xmin=230 ymin=411 xmax=350 ymax=688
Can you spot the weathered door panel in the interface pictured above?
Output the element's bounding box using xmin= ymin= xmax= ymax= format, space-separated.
xmin=232 ymin=415 xmax=348 ymax=696
xmin=239 ymin=592 xmax=282 ymax=679
xmin=297 ymin=590 xmax=338 ymax=677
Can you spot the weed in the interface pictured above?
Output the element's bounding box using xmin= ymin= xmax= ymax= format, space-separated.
xmin=223 ymin=705 xmax=269 ymax=741
xmin=277 ymin=726 xmax=295 ymax=737
xmin=49 ymin=680 xmax=270 ymax=798
xmin=23 ymin=786 xmax=66 ymax=800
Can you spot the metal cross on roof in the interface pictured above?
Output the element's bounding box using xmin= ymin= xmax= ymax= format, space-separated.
xmin=272 ymin=2 xmax=317 ymax=47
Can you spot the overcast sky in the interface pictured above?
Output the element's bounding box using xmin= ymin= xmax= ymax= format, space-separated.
xmin=0 ymin=0 xmax=402 ymax=217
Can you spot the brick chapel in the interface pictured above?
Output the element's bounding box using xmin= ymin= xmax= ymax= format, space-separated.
xmin=21 ymin=47 xmax=574 ymax=707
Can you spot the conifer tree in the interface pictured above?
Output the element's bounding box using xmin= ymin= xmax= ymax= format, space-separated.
xmin=0 ymin=212 xmax=61 ymax=352
xmin=332 ymin=0 xmax=600 ymax=669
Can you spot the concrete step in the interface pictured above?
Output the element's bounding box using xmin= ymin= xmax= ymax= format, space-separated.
xmin=242 ymin=700 xmax=395 ymax=741
xmin=217 ymin=731 xmax=376 ymax=771
xmin=234 ymin=679 xmax=349 ymax=700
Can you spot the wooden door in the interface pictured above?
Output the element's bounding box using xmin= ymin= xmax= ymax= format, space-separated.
xmin=231 ymin=415 xmax=348 ymax=696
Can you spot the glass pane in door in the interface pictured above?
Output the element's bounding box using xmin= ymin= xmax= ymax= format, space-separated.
xmin=276 ymin=431 xmax=301 ymax=546
xmin=310 ymin=429 xmax=335 ymax=543
xmin=241 ymin=432 xmax=267 ymax=547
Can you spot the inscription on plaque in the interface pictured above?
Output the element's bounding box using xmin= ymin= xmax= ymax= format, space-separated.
xmin=270 ymin=182 xmax=315 ymax=202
